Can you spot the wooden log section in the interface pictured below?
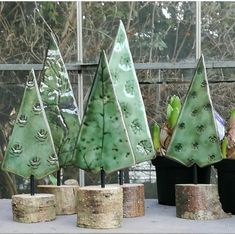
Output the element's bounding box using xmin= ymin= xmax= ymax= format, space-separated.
xmin=37 ymin=185 xmax=79 ymax=215
xmin=77 ymin=185 xmax=123 ymax=229
xmin=175 ymin=184 xmax=231 ymax=220
xmin=122 ymin=184 xmax=145 ymax=218
xmin=12 ymin=194 xmax=56 ymax=223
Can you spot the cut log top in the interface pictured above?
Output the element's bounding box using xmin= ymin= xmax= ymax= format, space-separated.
xmin=122 ymin=184 xmax=144 ymax=188
xmin=13 ymin=194 xmax=55 ymax=199
xmin=78 ymin=185 xmax=121 ymax=191
xmin=176 ymin=184 xmax=216 ymax=187
xmin=37 ymin=185 xmax=79 ymax=188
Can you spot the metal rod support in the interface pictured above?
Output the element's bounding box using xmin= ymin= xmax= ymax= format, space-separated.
xmin=30 ymin=175 xmax=35 ymax=196
xmin=119 ymin=170 xmax=124 ymax=185
xmin=101 ymin=168 xmax=106 ymax=188
xmin=193 ymin=164 xmax=198 ymax=184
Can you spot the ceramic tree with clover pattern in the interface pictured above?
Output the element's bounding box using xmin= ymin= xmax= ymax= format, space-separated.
xmin=108 ymin=21 xmax=152 ymax=217
xmin=166 ymin=55 xmax=229 ymax=220
xmin=109 ymin=21 xmax=155 ymax=168
xmin=1 ymin=69 xmax=59 ymax=223
xmin=37 ymin=32 xmax=81 ymax=215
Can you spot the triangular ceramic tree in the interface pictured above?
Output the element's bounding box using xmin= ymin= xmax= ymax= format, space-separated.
xmin=166 ymin=55 xmax=223 ymax=167
xmin=73 ymin=51 xmax=135 ymax=173
xmin=109 ymin=21 xmax=155 ymax=163
xmin=2 ymin=69 xmax=59 ymax=179
xmin=39 ymin=32 xmax=80 ymax=167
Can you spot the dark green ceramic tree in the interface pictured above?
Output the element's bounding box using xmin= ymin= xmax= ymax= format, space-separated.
xmin=73 ymin=51 xmax=135 ymax=174
xmin=2 ymin=69 xmax=59 ymax=179
xmin=39 ymin=32 xmax=80 ymax=167
xmin=166 ymin=55 xmax=223 ymax=167
xmin=109 ymin=21 xmax=155 ymax=163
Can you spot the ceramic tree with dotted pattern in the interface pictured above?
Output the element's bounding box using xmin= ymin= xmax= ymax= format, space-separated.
xmin=73 ymin=51 xmax=135 ymax=178
xmin=109 ymin=21 xmax=155 ymax=167
xmin=39 ymin=32 xmax=80 ymax=184
xmin=166 ymin=55 xmax=223 ymax=169
xmin=1 ymin=69 xmax=59 ymax=183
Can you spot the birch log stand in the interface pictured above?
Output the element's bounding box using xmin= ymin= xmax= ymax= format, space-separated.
xmin=12 ymin=194 xmax=56 ymax=223
xmin=77 ymin=185 xmax=123 ymax=229
xmin=37 ymin=184 xmax=79 ymax=215
xmin=122 ymin=184 xmax=145 ymax=218
xmin=175 ymin=184 xmax=231 ymax=220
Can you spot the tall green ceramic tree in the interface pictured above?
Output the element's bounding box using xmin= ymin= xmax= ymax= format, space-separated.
xmin=2 ymin=69 xmax=59 ymax=179
xmin=39 ymin=32 xmax=80 ymax=167
xmin=109 ymin=21 xmax=155 ymax=163
xmin=73 ymin=51 xmax=135 ymax=173
xmin=166 ymin=55 xmax=223 ymax=167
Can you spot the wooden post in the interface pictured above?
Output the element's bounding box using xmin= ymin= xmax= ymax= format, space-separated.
xmin=175 ymin=184 xmax=231 ymax=220
xmin=77 ymin=185 xmax=123 ymax=229
xmin=12 ymin=194 xmax=56 ymax=223
xmin=37 ymin=185 xmax=79 ymax=215
xmin=122 ymin=184 xmax=145 ymax=218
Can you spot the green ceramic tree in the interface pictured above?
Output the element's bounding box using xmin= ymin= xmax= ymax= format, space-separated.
xmin=166 ymin=55 xmax=223 ymax=167
xmin=2 ymin=69 xmax=59 ymax=179
xmin=109 ymin=21 xmax=155 ymax=163
xmin=39 ymin=32 xmax=80 ymax=167
xmin=73 ymin=51 xmax=135 ymax=173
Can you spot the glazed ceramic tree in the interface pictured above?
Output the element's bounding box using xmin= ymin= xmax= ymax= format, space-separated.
xmin=2 ymin=69 xmax=59 ymax=179
xmin=73 ymin=51 xmax=135 ymax=173
xmin=166 ymin=55 xmax=223 ymax=167
xmin=39 ymin=32 xmax=80 ymax=167
xmin=109 ymin=21 xmax=155 ymax=163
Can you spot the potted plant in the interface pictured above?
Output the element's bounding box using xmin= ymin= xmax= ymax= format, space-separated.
xmin=214 ymin=109 xmax=235 ymax=214
xmin=166 ymin=55 xmax=229 ymax=220
xmin=151 ymin=95 xmax=211 ymax=206
xmin=1 ymin=69 xmax=59 ymax=223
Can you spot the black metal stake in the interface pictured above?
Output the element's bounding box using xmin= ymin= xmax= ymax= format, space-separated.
xmin=30 ymin=175 xmax=35 ymax=196
xmin=119 ymin=170 xmax=124 ymax=185
xmin=101 ymin=168 xmax=106 ymax=188
xmin=193 ymin=164 xmax=198 ymax=184
xmin=57 ymin=168 xmax=61 ymax=186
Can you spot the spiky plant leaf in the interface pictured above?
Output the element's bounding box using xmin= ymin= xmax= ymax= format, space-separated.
xmin=73 ymin=51 xmax=135 ymax=174
xmin=2 ymin=70 xmax=59 ymax=179
xmin=109 ymin=21 xmax=155 ymax=164
xmin=151 ymin=122 xmax=161 ymax=152
xmin=39 ymin=32 xmax=80 ymax=167
xmin=166 ymin=55 xmax=222 ymax=167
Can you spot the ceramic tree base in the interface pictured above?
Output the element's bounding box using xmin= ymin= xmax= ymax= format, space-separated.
xmin=37 ymin=185 xmax=79 ymax=215
xmin=77 ymin=185 xmax=123 ymax=229
xmin=12 ymin=194 xmax=56 ymax=223
xmin=175 ymin=184 xmax=231 ymax=220
xmin=122 ymin=184 xmax=145 ymax=218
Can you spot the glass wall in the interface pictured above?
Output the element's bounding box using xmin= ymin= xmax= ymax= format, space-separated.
xmin=1 ymin=1 xmax=235 ymax=198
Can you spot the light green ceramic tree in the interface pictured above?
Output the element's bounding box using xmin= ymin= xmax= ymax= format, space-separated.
xmin=166 ymin=55 xmax=223 ymax=167
xmin=2 ymin=69 xmax=59 ymax=179
xmin=39 ymin=32 xmax=80 ymax=167
xmin=73 ymin=51 xmax=135 ymax=173
xmin=109 ymin=21 xmax=155 ymax=163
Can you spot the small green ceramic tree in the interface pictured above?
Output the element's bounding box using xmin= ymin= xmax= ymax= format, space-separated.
xmin=39 ymin=32 xmax=80 ymax=167
xmin=2 ymin=69 xmax=59 ymax=179
xmin=109 ymin=21 xmax=155 ymax=164
xmin=73 ymin=51 xmax=135 ymax=174
xmin=166 ymin=55 xmax=223 ymax=167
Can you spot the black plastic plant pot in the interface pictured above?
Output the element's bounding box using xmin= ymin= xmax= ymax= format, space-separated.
xmin=151 ymin=156 xmax=211 ymax=206
xmin=214 ymin=159 xmax=235 ymax=214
